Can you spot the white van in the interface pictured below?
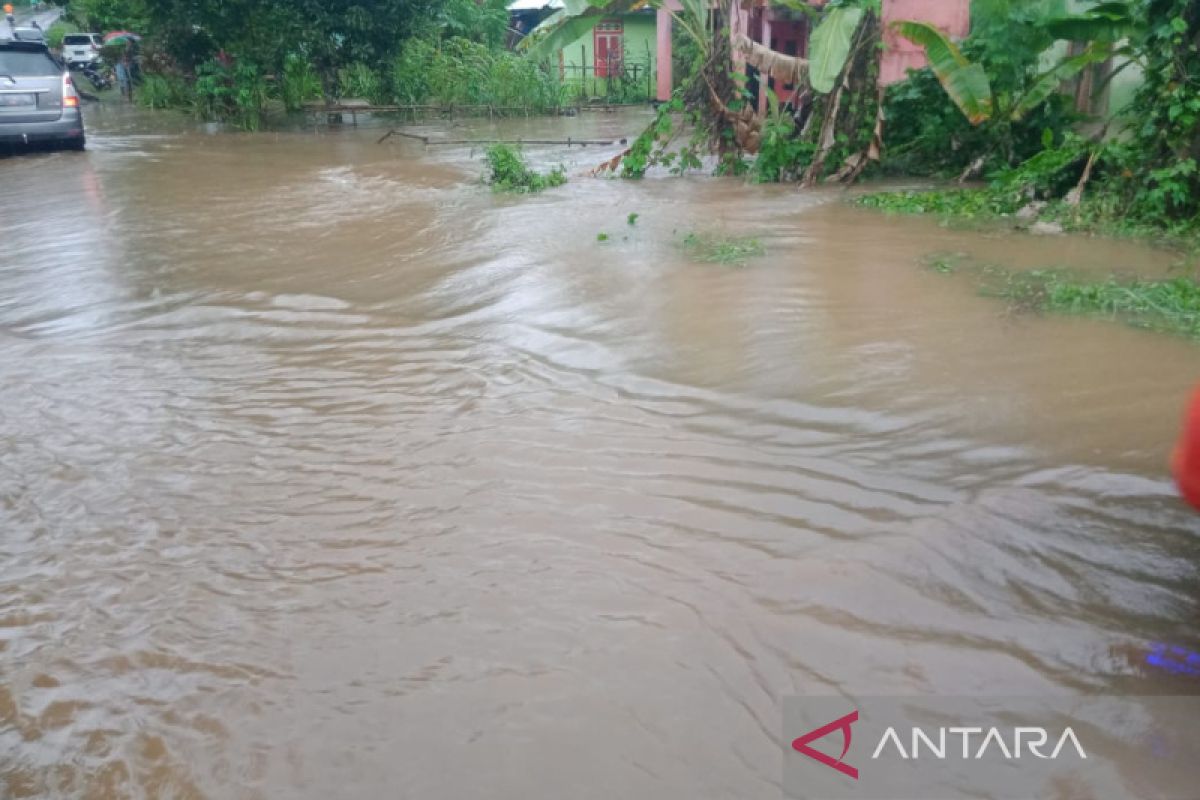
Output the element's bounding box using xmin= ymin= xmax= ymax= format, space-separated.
xmin=62 ymin=33 xmax=102 ymax=66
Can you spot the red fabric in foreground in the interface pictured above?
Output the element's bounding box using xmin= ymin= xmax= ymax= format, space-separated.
xmin=1173 ymin=385 xmax=1200 ymax=510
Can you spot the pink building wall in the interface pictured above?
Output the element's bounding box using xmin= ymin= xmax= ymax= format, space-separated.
xmin=879 ymin=0 xmax=971 ymax=86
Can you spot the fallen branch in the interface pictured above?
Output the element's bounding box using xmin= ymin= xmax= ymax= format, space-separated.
xmin=1065 ymin=148 xmax=1099 ymax=206
xmin=376 ymin=129 xmax=429 ymax=145
xmin=957 ymin=155 xmax=987 ymax=184
xmin=591 ymin=148 xmax=631 ymax=176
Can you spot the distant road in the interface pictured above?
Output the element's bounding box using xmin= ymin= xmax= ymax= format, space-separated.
xmin=2 ymin=5 xmax=63 ymax=37
xmin=21 ymin=6 xmax=65 ymax=29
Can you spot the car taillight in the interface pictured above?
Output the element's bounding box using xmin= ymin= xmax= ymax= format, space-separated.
xmin=63 ymin=74 xmax=79 ymax=108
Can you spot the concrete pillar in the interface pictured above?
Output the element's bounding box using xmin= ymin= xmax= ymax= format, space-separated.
xmin=656 ymin=7 xmax=673 ymax=101
xmin=758 ymin=10 xmax=772 ymax=115
xmin=730 ymin=1 xmax=747 ymax=73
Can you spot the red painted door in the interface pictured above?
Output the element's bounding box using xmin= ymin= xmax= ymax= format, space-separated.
xmin=594 ymin=20 xmax=623 ymax=78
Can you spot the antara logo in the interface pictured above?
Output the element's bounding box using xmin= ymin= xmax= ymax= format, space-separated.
xmin=792 ymin=710 xmax=1088 ymax=780
xmin=791 ymin=710 xmax=860 ymax=780
xmin=871 ymin=726 xmax=1087 ymax=760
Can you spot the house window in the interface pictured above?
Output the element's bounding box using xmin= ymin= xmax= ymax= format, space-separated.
xmin=594 ymin=20 xmax=623 ymax=78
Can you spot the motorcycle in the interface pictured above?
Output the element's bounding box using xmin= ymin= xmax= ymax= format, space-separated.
xmin=79 ymin=63 xmax=112 ymax=92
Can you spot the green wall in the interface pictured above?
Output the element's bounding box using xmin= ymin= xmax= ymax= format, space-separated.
xmin=557 ymin=13 xmax=657 ymax=101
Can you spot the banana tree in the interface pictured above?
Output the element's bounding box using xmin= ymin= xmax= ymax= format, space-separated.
xmin=893 ymin=20 xmax=1116 ymax=126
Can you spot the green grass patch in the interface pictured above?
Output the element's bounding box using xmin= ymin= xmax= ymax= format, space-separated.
xmin=855 ymin=189 xmax=1022 ymax=219
xmin=680 ymin=232 xmax=766 ymax=266
xmin=983 ymin=269 xmax=1200 ymax=338
xmin=855 ymin=188 xmax=1200 ymax=254
xmin=925 ymin=254 xmax=1200 ymax=339
xmin=484 ymin=144 xmax=566 ymax=194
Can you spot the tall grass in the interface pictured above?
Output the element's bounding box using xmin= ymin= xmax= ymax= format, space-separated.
xmin=132 ymin=35 xmax=569 ymax=128
xmin=393 ymin=37 xmax=566 ymax=112
xmin=137 ymin=73 xmax=193 ymax=109
xmin=340 ymin=62 xmax=388 ymax=105
xmin=280 ymin=53 xmax=321 ymax=112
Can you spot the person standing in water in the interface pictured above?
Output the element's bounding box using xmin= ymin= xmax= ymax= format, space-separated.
xmin=114 ymin=45 xmax=133 ymax=102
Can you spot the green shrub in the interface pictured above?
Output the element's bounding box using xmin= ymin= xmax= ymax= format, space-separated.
xmin=340 ymin=62 xmax=387 ymax=105
xmin=137 ymin=72 xmax=192 ymax=109
xmin=44 ymin=20 xmax=68 ymax=50
xmin=484 ymin=144 xmax=566 ymax=193
xmin=281 ymin=53 xmax=321 ymax=112
xmin=190 ymin=59 xmax=268 ymax=130
xmin=751 ymin=91 xmax=815 ymax=183
xmin=391 ymin=38 xmax=435 ymax=104
xmin=395 ymin=37 xmax=565 ymax=113
xmin=232 ymin=63 xmax=268 ymax=131
xmin=881 ymin=0 xmax=1081 ymax=180
xmin=192 ymin=59 xmax=233 ymax=121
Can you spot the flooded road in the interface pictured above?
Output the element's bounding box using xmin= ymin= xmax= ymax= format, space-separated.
xmin=2 ymin=105 xmax=1200 ymax=798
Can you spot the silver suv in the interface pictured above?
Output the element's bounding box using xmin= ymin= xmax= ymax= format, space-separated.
xmin=0 ymin=40 xmax=85 ymax=150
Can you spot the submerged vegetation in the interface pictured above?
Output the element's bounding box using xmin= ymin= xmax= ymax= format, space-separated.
xmin=921 ymin=253 xmax=1200 ymax=339
xmin=484 ymin=144 xmax=567 ymax=194
xmin=991 ymin=272 xmax=1200 ymax=338
xmin=856 ymin=188 xmax=1020 ymax=220
xmin=681 ymin=232 xmax=766 ymax=265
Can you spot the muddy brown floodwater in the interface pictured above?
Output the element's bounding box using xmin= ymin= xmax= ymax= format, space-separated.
xmin=2 ymin=105 xmax=1200 ymax=799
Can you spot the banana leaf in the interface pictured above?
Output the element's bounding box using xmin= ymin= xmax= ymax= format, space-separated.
xmin=893 ymin=20 xmax=994 ymax=125
xmin=1044 ymin=2 xmax=1134 ymax=43
xmin=808 ymin=6 xmax=865 ymax=94
xmin=1011 ymin=42 xmax=1113 ymax=120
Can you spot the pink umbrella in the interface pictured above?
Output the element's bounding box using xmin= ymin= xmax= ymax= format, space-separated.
xmin=102 ymin=31 xmax=141 ymax=44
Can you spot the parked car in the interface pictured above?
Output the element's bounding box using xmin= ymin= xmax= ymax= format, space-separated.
xmin=0 ymin=40 xmax=85 ymax=150
xmin=11 ymin=26 xmax=45 ymax=43
xmin=62 ymin=33 xmax=102 ymax=66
